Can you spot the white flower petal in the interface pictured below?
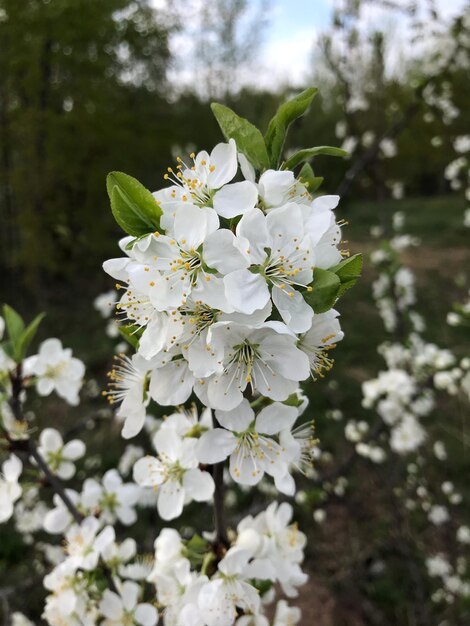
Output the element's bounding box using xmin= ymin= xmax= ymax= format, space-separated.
xmin=255 ymin=402 xmax=298 ymax=435
xmin=39 ymin=428 xmax=63 ymax=452
xmin=272 ymin=286 xmax=313 ymax=333
xmin=208 ymin=139 xmax=237 ymax=188
xmin=196 ymin=430 xmax=237 ymax=464
xmin=135 ymin=603 xmax=158 ymax=626
xmin=133 ymin=456 xmax=165 ymax=487
xmin=213 ymin=181 xmax=258 ymax=218
xmin=149 ymin=360 xmax=194 ymax=406
xmin=99 ymin=590 xmax=123 ymax=620
xmin=203 ymin=229 xmax=249 ymax=274
xmin=236 ymin=208 xmax=270 ymax=264
xmin=157 ymin=480 xmax=185 ymax=520
xmin=62 ymin=439 xmax=85 ymax=460
xmin=56 ymin=461 xmax=76 ymax=480
xmin=215 ymin=398 xmax=254 ymax=431
xmin=183 ymin=468 xmax=215 ymax=501
xmin=224 ymin=269 xmax=270 ymax=314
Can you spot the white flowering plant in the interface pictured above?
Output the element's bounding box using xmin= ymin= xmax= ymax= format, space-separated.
xmin=0 ymin=90 xmax=363 ymax=625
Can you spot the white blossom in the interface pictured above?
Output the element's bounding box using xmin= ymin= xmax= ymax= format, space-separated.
xmin=0 ymin=454 xmax=22 ymax=523
xmin=133 ymin=428 xmax=214 ymax=520
xmin=99 ymin=581 xmax=158 ymax=626
xmin=24 ymin=338 xmax=84 ymax=405
xmin=38 ymin=428 xmax=85 ymax=480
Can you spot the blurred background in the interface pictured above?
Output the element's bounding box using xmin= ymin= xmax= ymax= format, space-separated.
xmin=1 ymin=0 xmax=469 ymax=624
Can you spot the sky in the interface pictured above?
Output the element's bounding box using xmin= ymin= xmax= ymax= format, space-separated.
xmin=158 ymin=0 xmax=468 ymax=93
xmin=254 ymin=0 xmax=468 ymax=89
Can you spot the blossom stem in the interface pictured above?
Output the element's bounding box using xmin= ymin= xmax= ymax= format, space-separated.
xmin=29 ymin=439 xmax=84 ymax=524
xmin=212 ymin=459 xmax=228 ymax=549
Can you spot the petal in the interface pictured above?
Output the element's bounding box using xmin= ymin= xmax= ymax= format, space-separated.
xmin=218 ymin=547 xmax=250 ymax=576
xmin=315 ymin=225 xmax=343 ymax=269
xmin=183 ymin=468 xmax=215 ymax=501
xmin=121 ymin=580 xmax=139 ymax=612
xmin=272 ymin=286 xmax=313 ymax=334
xmin=138 ymin=315 xmax=170 ymax=360
xmin=157 ymin=480 xmax=185 ymax=520
xmin=238 ymin=152 xmax=256 ymax=182
xmin=274 ymin=471 xmax=296 ymax=496
xmin=192 ymin=274 xmax=234 ymax=312
xmin=261 ymin=335 xmax=310 ymax=381
xmin=135 ymin=603 xmax=158 ymax=626
xmin=215 ymin=398 xmax=254 ymax=431
xmin=99 ymin=590 xmax=123 ymax=620
xmin=224 ymin=269 xmax=270 ymax=314
xmin=36 ymin=377 xmax=55 ymax=396
xmin=174 ymin=204 xmax=214 ymax=250
xmin=102 ymin=257 xmax=131 ymax=281
xmin=208 ymin=139 xmax=237 ymax=188
xmin=236 ymin=208 xmax=270 ymax=264
xmin=56 ymin=461 xmax=76 ymax=480
xmin=254 ymin=364 xmax=298 ymax=401
xmin=39 ymin=338 xmax=63 ymax=361
xmin=265 ymin=203 xmax=305 ymax=242
xmin=62 ymin=439 xmax=85 ymax=460
xmin=229 ymin=446 xmax=263 ymax=485
xmin=206 ymin=371 xmax=244 ymax=411
xmin=121 ymin=405 xmax=147 ymax=440
xmin=116 ymin=505 xmax=137 ymax=526
xmin=311 ymin=194 xmax=340 ymax=211
xmin=39 ymin=428 xmax=63 ymax=452
xmin=149 ymin=361 xmax=194 ymax=406
xmin=133 ymin=456 xmax=165 ymax=487
xmin=153 ymin=428 xmax=183 ymax=461
xmin=203 ymin=229 xmax=249 ymax=274
xmin=187 ymin=334 xmax=222 ymax=379
xmin=255 ymin=402 xmax=298 ymax=435
xmin=213 ymin=181 xmax=258 ymax=219
xmin=259 ymin=170 xmax=295 ymax=207
xmin=2 ymin=454 xmax=22 ymax=482
xmin=196 ymin=430 xmax=237 ymax=464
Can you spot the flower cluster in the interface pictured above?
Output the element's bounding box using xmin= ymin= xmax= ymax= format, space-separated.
xmin=0 ymin=92 xmax=361 ymax=626
xmin=102 ymin=139 xmax=348 ymax=439
xmin=146 ymin=502 xmax=305 ymax=626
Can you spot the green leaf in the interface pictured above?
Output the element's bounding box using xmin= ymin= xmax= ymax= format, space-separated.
xmin=106 ymin=171 xmax=162 ymax=237
xmin=283 ymin=146 xmax=347 ymax=170
xmin=265 ymin=87 xmax=317 ymax=168
xmin=3 ymin=305 xmax=24 ymax=347
xmin=304 ymin=269 xmax=341 ymax=313
xmin=118 ymin=324 xmax=142 ymax=350
xmin=210 ymin=103 xmax=270 ymax=172
xmin=186 ymin=534 xmax=208 ymax=555
xmin=332 ymin=253 xmax=363 ymax=297
xmin=16 ymin=313 xmax=45 ymax=361
xmin=283 ymin=393 xmax=305 ymax=408
xmin=298 ymin=163 xmax=324 ymax=193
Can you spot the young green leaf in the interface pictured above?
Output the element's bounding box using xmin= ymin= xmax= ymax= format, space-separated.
xmin=118 ymin=324 xmax=142 ymax=349
xmin=3 ymin=305 xmax=25 ymax=348
xmin=283 ymin=146 xmax=347 ymax=171
xmin=210 ymin=103 xmax=270 ymax=172
xmin=16 ymin=313 xmax=45 ymax=361
xmin=106 ymin=172 xmax=162 ymax=237
xmin=298 ymin=163 xmax=324 ymax=194
xmin=332 ymin=253 xmax=363 ymax=297
xmin=265 ymin=87 xmax=317 ymax=168
xmin=304 ymin=269 xmax=341 ymax=313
